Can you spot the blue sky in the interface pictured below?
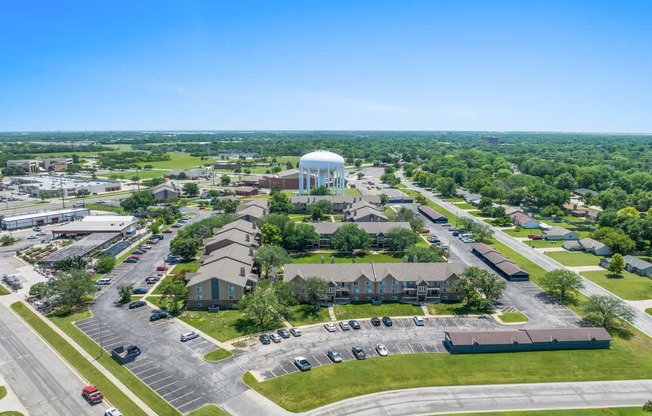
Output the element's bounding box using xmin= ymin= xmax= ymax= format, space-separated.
xmin=1 ymin=1 xmax=651 ymax=132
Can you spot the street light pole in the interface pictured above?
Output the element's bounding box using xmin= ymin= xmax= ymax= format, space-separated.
xmin=99 ymin=322 xmax=103 ymax=358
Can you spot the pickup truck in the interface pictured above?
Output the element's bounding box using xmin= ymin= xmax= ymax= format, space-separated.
xmin=528 ymin=234 xmax=543 ymax=240
xmin=110 ymin=345 xmax=141 ymax=364
xmin=81 ymin=385 xmax=103 ymax=405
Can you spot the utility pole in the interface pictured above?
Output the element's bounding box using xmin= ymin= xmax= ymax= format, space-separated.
xmin=99 ymin=322 xmax=103 ymax=358
xmin=60 ymin=175 xmax=66 ymax=208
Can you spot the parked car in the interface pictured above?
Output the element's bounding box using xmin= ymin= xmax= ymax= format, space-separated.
xmin=171 ymin=223 xmax=182 ymax=228
xmin=162 ymin=229 xmax=173 ymax=234
xmin=104 ymin=408 xmax=123 ymax=416
xmin=269 ymin=333 xmax=282 ymax=343
xmin=339 ymin=321 xmax=350 ymax=330
xmin=145 ymin=276 xmax=160 ymax=284
xmin=131 ymin=250 xmax=144 ymax=255
xmin=324 ymin=323 xmax=337 ymax=332
xmin=289 ymin=328 xmax=302 ymax=337
xmin=528 ymin=234 xmax=543 ymax=240
xmin=352 ymin=345 xmax=366 ymax=360
xmin=452 ymin=231 xmax=460 ymax=237
xmin=146 ymin=239 xmax=158 ymax=245
xmin=376 ymin=344 xmax=389 ymax=356
xmin=128 ymin=255 xmax=140 ymax=260
xmin=140 ymin=245 xmax=152 ymax=250
xmin=437 ymin=243 xmax=449 ymax=249
xmin=180 ymin=331 xmax=199 ymax=342
xmin=132 ymin=287 xmax=148 ymax=294
xmin=156 ymin=266 xmax=168 ymax=272
xmin=36 ymin=232 xmax=47 ymax=236
xmin=81 ymin=385 xmax=103 ymax=405
xmin=259 ymin=334 xmax=271 ymax=345
xmin=413 ymin=316 xmax=425 ymax=326
xmin=32 ymin=227 xmax=42 ymax=232
xmin=149 ymin=311 xmax=168 ymax=321
xmin=382 ymin=316 xmax=393 ymax=326
xmin=370 ymin=317 xmax=381 ymax=326
xmin=123 ymin=258 xmax=138 ymax=263
xmin=277 ymin=328 xmax=291 ymax=339
xmin=128 ymin=300 xmax=146 ymax=309
xmin=26 ymin=235 xmax=38 ymax=240
xmin=327 ymin=350 xmax=343 ymax=363
xmin=294 ymin=356 xmax=312 ymax=371
xmin=348 ymin=320 xmax=361 ymax=330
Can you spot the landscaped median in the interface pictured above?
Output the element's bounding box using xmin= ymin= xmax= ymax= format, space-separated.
xmin=497 ymin=312 xmax=529 ymax=323
xmin=434 ymin=408 xmax=650 ymax=416
xmin=243 ymin=331 xmax=652 ymax=412
xmin=10 ymin=302 xmax=148 ymax=416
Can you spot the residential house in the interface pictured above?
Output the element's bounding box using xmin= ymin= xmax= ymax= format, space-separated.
xmin=344 ymin=201 xmax=388 ymax=222
xmin=562 ymin=203 xmax=600 ymax=220
xmin=471 ymin=243 xmax=529 ymax=281
xmin=509 ymin=212 xmax=540 ymax=229
xmin=211 ymin=219 xmax=260 ymax=239
xmin=504 ymin=206 xmax=523 ymax=217
xmin=151 ymin=184 xmax=179 ymax=202
xmin=579 ymin=238 xmax=612 ymax=256
xmin=284 ymin=262 xmax=463 ymax=304
xmin=463 ymin=193 xmax=482 ymax=206
xmin=573 ymin=188 xmax=599 ymax=197
xmin=311 ymin=222 xmax=412 ymax=250
xmin=543 ymin=226 xmax=579 ymax=241
xmin=417 ymin=205 xmax=449 ymax=224
xmin=622 ymin=255 xmax=652 ymax=277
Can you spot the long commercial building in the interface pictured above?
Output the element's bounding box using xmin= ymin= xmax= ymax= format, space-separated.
xmin=11 ymin=176 xmax=121 ymax=198
xmin=1 ymin=208 xmax=90 ymax=230
xmin=7 ymin=158 xmax=73 ymax=173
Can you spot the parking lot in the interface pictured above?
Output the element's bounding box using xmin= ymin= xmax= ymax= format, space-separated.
xmin=255 ymin=316 xmax=497 ymax=381
xmin=76 ymin=306 xmax=217 ymax=413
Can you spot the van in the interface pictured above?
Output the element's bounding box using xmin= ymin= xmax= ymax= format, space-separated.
xmin=97 ymin=278 xmax=112 ymax=285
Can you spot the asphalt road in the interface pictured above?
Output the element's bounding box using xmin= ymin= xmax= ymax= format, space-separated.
xmin=0 ymin=302 xmax=100 ymax=416
xmin=397 ymin=171 xmax=652 ymax=338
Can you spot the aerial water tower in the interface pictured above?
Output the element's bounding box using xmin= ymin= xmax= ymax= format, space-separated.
xmin=298 ymin=150 xmax=346 ymax=195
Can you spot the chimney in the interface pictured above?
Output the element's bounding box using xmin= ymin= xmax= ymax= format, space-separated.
xmin=246 ymin=234 xmax=250 ymax=242
xmin=252 ymin=222 xmax=256 ymax=229
xmin=249 ymin=246 xmax=254 ymax=256
xmin=573 ymin=204 xmax=578 ymax=210
xmin=240 ymin=266 xmax=246 ymax=276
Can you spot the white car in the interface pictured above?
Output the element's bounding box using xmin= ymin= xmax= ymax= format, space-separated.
xmin=104 ymin=408 xmax=123 ymax=416
xmin=289 ymin=328 xmax=302 ymax=337
xmin=413 ymin=316 xmax=425 ymax=326
xmin=26 ymin=235 xmax=38 ymax=240
xmin=324 ymin=323 xmax=337 ymax=332
xmin=376 ymin=344 xmax=389 ymax=356
xmin=339 ymin=321 xmax=350 ymax=330
xmin=180 ymin=331 xmax=199 ymax=342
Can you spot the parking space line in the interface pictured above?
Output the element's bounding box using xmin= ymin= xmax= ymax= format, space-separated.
xmin=130 ymin=363 xmax=156 ymax=373
xmin=126 ymin=360 xmax=152 ymax=371
xmin=134 ymin=366 xmax=160 ymax=377
xmin=149 ymin=375 xmax=173 ymax=387
xmin=162 ymin=385 xmax=188 ymax=398
xmin=169 ymin=391 xmax=195 ymax=404
xmin=155 ymin=380 xmax=179 ymax=391
xmin=395 ymin=344 xmax=403 ymax=353
xmin=101 ymin=334 xmax=122 ymax=343
xmin=103 ymin=342 xmax=125 ymax=351
xmin=141 ymin=370 xmax=166 ymax=381
xmin=433 ymin=343 xmax=440 ymax=352
xmin=176 ymin=396 xmax=203 ymax=410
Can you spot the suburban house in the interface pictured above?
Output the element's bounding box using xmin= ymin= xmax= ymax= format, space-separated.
xmin=471 ymin=243 xmax=530 ymax=281
xmin=573 ymin=188 xmax=599 ymax=197
xmin=504 ymin=206 xmax=523 ymax=217
xmin=344 ymin=201 xmax=388 ymax=222
xmin=463 ymin=193 xmax=482 ymax=205
xmin=601 ymin=255 xmax=652 ymax=277
xmin=283 ymin=262 xmax=463 ymax=304
xmin=562 ymin=238 xmax=612 ymax=256
xmin=509 ymin=211 xmax=540 ymax=229
xmin=311 ymin=222 xmax=412 ymax=250
xmin=417 ymin=205 xmax=449 ymax=224
xmin=543 ymin=226 xmax=580 ymax=241
xmin=562 ymin=203 xmax=600 ymax=220
xmin=151 ymin=184 xmax=179 ymax=202
xmin=444 ymin=328 xmax=611 ymax=354
xmin=290 ymin=195 xmax=382 ymax=214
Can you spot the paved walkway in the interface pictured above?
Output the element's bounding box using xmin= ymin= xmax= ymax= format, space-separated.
xmin=328 ymin=304 xmax=337 ymax=321
xmin=536 ymin=247 xmax=566 ymax=253
xmin=568 ymin=265 xmax=604 ymax=272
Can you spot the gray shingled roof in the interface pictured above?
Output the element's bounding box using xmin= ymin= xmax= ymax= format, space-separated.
xmin=526 ymin=328 xmax=611 ymax=342
xmin=417 ymin=205 xmax=446 ymax=220
xmin=284 ymin=262 xmax=462 ymax=283
xmin=212 ymin=219 xmax=259 ymax=236
xmin=349 ymin=207 xmax=388 ymax=221
xmin=201 ymin=243 xmax=255 ymax=267
xmin=311 ymin=222 xmax=412 ymax=235
xmin=624 ymin=255 xmax=652 ymax=270
xmin=186 ymin=257 xmax=257 ymax=287
xmin=544 ymin=226 xmax=575 ymax=236
xmin=447 ymin=330 xmax=532 ymax=346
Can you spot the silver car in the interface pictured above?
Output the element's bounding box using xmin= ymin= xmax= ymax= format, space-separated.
xmin=180 ymin=331 xmax=199 ymax=342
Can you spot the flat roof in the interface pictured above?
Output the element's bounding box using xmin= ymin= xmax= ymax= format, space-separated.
xmin=42 ymin=233 xmax=119 ymax=263
xmin=1 ymin=208 xmax=89 ymax=222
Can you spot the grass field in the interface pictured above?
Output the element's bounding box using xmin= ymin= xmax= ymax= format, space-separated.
xmin=0 ymin=385 xmax=6 ymax=399
xmin=453 ymin=202 xmax=477 ymax=210
xmin=435 ymin=408 xmax=650 ymax=416
xmin=203 ymin=348 xmax=234 ymax=362
xmin=137 ymin=152 xmax=205 ymax=170
xmin=95 ymin=169 xmax=167 ymax=180
xmin=545 ymin=251 xmax=603 ymax=267
xmin=85 ymin=203 xmax=126 ymax=214
xmin=286 ymin=304 xmax=332 ymax=327
xmin=647 ymin=308 xmax=652 ymax=315
xmin=344 ymin=188 xmax=362 ymax=196
xmin=581 ymin=270 xmax=652 ymax=301
xmin=291 ymin=251 xmax=404 ymax=264
xmin=503 ymin=228 xmax=538 ymax=238
xmin=177 ymin=309 xmax=268 ymax=342
xmin=244 ymin=330 xmax=652 ymax=412
xmin=186 ymin=405 xmax=229 ymax=416
xmin=0 ymin=412 xmax=24 ymax=416
xmin=498 ymin=312 xmax=529 ymax=323
xmin=333 ymin=302 xmax=423 ymax=320
xmin=528 ymin=239 xmax=563 ymax=248
xmin=0 ymin=284 xmax=9 ymax=296
xmin=427 ymin=302 xmax=489 ymax=316
xmin=10 ymin=303 xmax=152 ymax=416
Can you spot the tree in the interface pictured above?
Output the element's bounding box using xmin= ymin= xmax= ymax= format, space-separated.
xmin=583 ymin=295 xmax=636 ymax=330
xmin=607 ymin=253 xmax=626 ymax=275
xmin=301 ymin=276 xmax=328 ymax=309
xmin=455 ymin=267 xmax=506 ymax=312
xmin=332 ymin=223 xmax=371 ymax=253
xmin=253 ymin=244 xmax=292 ymax=277
xmin=53 ymin=270 xmax=97 ymax=310
xmin=76 ymin=188 xmax=91 ymax=205
xmin=309 ymin=185 xmax=331 ymax=196
xmin=117 ymin=283 xmax=134 ymax=304
xmin=29 ymin=282 xmax=50 ymax=299
xmin=95 ymin=255 xmax=116 ymax=274
xmin=591 ymin=227 xmax=636 ymax=255
xmin=182 ymin=182 xmax=199 ymax=197
xmin=269 ymin=191 xmax=292 ymax=214
xmin=540 ymin=269 xmax=584 ymax=303
xmin=261 ymin=223 xmax=282 ymax=245
xmin=405 ymin=246 xmax=443 ymax=263
xmin=435 ymin=177 xmax=457 ymax=197
xmin=120 ymin=190 xmax=155 ymax=212
xmin=236 ymin=279 xmax=287 ymax=330
xmin=149 ymin=221 xmax=161 ymax=235
xmin=158 ymin=278 xmax=188 ymax=314
xmin=220 ymin=174 xmax=231 ymax=186
xmin=283 ymin=223 xmax=319 ymax=251
xmin=170 ymin=236 xmax=203 ymax=261
xmin=616 ymin=206 xmax=641 ymax=218
xmin=0 ymin=235 xmax=18 ymax=246
xmin=379 ymin=193 xmax=388 ymax=206
xmin=54 ymin=255 xmax=87 ymax=271
xmin=643 ymin=400 xmax=652 ymax=413
xmin=385 ymin=227 xmax=419 ymax=251
xmin=308 ymin=199 xmax=333 ymax=215
xmin=380 ymin=173 xmax=400 ymax=186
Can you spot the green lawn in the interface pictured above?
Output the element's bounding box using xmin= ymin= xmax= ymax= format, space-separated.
xmin=344 ymin=188 xmax=362 ymax=196
xmin=244 ymin=330 xmax=652 ymax=412
xmin=291 ymin=251 xmax=404 ymax=264
xmin=334 ymin=302 xmax=423 ymax=320
xmin=137 ymin=152 xmax=205 ymax=170
xmin=0 ymin=385 xmax=6 ymax=399
xmin=427 ymin=302 xmax=490 ymax=316
xmin=581 ymin=270 xmax=652 ymax=301
xmin=453 ymin=202 xmax=477 ymax=210
xmin=288 ymin=214 xmax=309 ymax=222
xmin=443 ymin=197 xmax=465 ymax=203
xmin=85 ymin=203 xmax=126 ymax=214
xmin=646 ymin=308 xmax=652 ymax=316
xmin=177 ymin=309 xmax=275 ymax=342
xmin=434 ymin=408 xmax=650 ymax=416
xmin=0 ymin=412 xmax=24 ymax=416
xmin=10 ymin=303 xmax=152 ymax=416
xmin=95 ymin=169 xmax=168 ymax=180
xmin=286 ymin=304 xmax=332 ymax=326
xmin=503 ymin=228 xmax=538 ymax=238
xmin=545 ymin=251 xmax=603 ymax=267
xmin=0 ymin=284 xmax=9 ymax=296
xmin=203 ymin=348 xmax=234 ymax=362
xmin=498 ymin=312 xmax=529 ymax=323
xmin=186 ymin=405 xmax=230 ymax=416
xmin=528 ymin=239 xmax=563 ymax=248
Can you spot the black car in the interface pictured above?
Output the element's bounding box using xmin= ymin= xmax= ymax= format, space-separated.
xmin=349 ymin=320 xmax=361 ymax=330
xmin=149 ymin=311 xmax=168 ymax=321
xmin=382 ymin=316 xmax=393 ymax=326
xmin=352 ymin=345 xmax=366 ymax=360
xmin=131 ymin=250 xmax=144 ymax=255
xmin=132 ymin=287 xmax=149 ymax=294
xmin=128 ymin=300 xmax=146 ymax=309
xmin=371 ymin=317 xmax=381 ymax=326
xmin=259 ymin=334 xmax=271 ymax=345
xmin=277 ymin=328 xmax=291 ymax=339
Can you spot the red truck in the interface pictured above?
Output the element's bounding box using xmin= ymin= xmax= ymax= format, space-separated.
xmin=528 ymin=234 xmax=543 ymax=240
xmin=81 ymin=385 xmax=103 ymax=405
